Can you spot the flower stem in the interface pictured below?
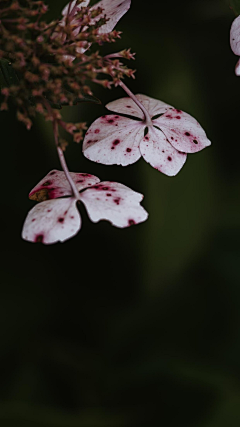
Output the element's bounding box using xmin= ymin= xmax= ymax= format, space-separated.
xmin=68 ymin=0 xmax=81 ymax=18
xmin=118 ymin=80 xmax=152 ymax=126
xmin=53 ymin=120 xmax=80 ymax=200
xmin=104 ymin=53 xmax=122 ymax=60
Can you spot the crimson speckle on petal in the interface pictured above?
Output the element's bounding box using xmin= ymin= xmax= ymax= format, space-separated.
xmin=35 ymin=234 xmax=44 ymax=243
xmin=128 ymin=219 xmax=135 ymax=225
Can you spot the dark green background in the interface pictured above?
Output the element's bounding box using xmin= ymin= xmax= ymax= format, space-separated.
xmin=1 ymin=0 xmax=240 ymax=425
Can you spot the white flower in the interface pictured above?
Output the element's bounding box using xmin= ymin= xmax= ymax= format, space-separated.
xmin=22 ymin=170 xmax=148 ymax=244
xmin=230 ymin=15 xmax=240 ymax=76
xmin=82 ymin=94 xmax=211 ymax=176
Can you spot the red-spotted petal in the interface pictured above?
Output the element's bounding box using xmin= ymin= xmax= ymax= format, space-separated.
xmin=82 ymin=115 xmax=143 ymax=165
xmin=140 ymin=127 xmax=187 ymax=176
xmin=230 ymin=15 xmax=240 ymax=56
xmin=154 ymin=109 xmax=211 ymax=153
xmin=22 ymin=198 xmax=81 ymax=244
xmin=29 ymin=170 xmax=100 ymax=202
xmin=80 ymin=181 xmax=148 ymax=227
xmin=106 ymin=94 xmax=172 ymax=120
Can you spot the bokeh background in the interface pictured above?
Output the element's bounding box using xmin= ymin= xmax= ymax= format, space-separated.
xmin=1 ymin=0 xmax=240 ymax=425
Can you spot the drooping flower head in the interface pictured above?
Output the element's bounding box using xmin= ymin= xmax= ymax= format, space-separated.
xmin=230 ymin=15 xmax=240 ymax=75
xmin=82 ymin=94 xmax=211 ymax=176
xmin=22 ymin=170 xmax=148 ymax=244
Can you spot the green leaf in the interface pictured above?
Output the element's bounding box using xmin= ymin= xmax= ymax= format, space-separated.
xmin=230 ymin=0 xmax=240 ymax=15
xmin=0 ymin=58 xmax=19 ymax=89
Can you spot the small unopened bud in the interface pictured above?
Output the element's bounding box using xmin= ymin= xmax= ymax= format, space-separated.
xmin=36 ymin=103 xmax=45 ymax=114
xmin=1 ymin=102 xmax=8 ymax=111
xmin=39 ymin=65 xmax=50 ymax=81
xmin=120 ymin=49 xmax=135 ymax=60
xmin=1 ymin=88 xmax=9 ymax=96
xmin=32 ymin=56 xmax=40 ymax=67
xmin=37 ymin=36 xmax=44 ymax=43
xmin=65 ymin=123 xmax=77 ymax=133
xmin=11 ymin=2 xmax=20 ymax=11
xmin=59 ymin=138 xmax=68 ymax=151
xmin=32 ymin=89 xmax=44 ymax=97
xmin=17 ymin=111 xmax=32 ymax=130
xmin=73 ymin=132 xmax=83 ymax=143
xmin=93 ymin=79 xmax=112 ymax=89
xmin=125 ymin=69 xmax=136 ymax=78
xmin=25 ymin=71 xmax=39 ymax=83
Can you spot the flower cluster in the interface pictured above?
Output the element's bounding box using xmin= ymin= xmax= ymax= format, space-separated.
xmin=0 ymin=0 xmax=134 ymax=141
xmin=0 ymin=0 xmax=212 ymax=244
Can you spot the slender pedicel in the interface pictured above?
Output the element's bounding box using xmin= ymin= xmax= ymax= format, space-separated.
xmin=118 ymin=80 xmax=152 ymax=126
xmin=53 ymin=120 xmax=80 ymax=200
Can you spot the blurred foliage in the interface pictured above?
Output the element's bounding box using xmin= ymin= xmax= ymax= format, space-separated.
xmin=230 ymin=0 xmax=240 ymax=15
xmin=1 ymin=0 xmax=240 ymax=426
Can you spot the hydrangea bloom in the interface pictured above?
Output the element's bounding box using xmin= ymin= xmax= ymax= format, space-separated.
xmin=22 ymin=170 xmax=148 ymax=244
xmin=82 ymin=94 xmax=211 ymax=176
xmin=230 ymin=15 xmax=240 ymax=75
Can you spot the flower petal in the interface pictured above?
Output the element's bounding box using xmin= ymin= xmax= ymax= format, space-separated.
xmin=235 ymin=58 xmax=240 ymax=76
xmin=91 ymin=0 xmax=131 ymax=34
xmin=140 ymin=126 xmax=187 ymax=176
xmin=106 ymin=96 xmax=145 ymax=119
xmin=29 ymin=170 xmax=100 ymax=202
xmin=80 ymin=181 xmax=148 ymax=227
xmin=230 ymin=15 xmax=240 ymax=56
xmin=154 ymin=109 xmax=211 ymax=154
xmin=22 ymin=198 xmax=81 ymax=244
xmin=82 ymin=115 xmax=143 ymax=165
xmin=106 ymin=94 xmax=172 ymax=120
